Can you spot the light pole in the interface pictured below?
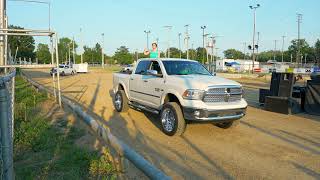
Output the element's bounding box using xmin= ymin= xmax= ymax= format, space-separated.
xmin=80 ymin=28 xmax=83 ymax=63
xmin=201 ymin=25 xmax=207 ymax=64
xmin=204 ymin=33 xmax=210 ymax=64
xmin=281 ymin=35 xmax=286 ymax=62
xmin=178 ymin=33 xmax=182 ymax=58
xmin=163 ymin=25 xmax=172 ymax=58
xmin=249 ymin=3 xmax=260 ymax=73
xmin=144 ymin=30 xmax=151 ymax=49
xmin=184 ymin=24 xmax=190 ymax=59
xmin=273 ymin=40 xmax=278 ymax=61
xmin=297 ymin=13 xmax=302 ymax=66
xmin=72 ymin=37 xmax=75 ymax=64
xmin=101 ymin=33 xmax=104 ymax=67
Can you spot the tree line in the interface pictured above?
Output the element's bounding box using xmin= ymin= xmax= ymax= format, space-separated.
xmin=8 ymin=25 xmax=320 ymax=65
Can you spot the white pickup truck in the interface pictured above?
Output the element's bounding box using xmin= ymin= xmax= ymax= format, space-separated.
xmin=113 ymin=58 xmax=248 ymax=136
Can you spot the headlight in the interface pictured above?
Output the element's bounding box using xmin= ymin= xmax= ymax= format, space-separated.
xmin=182 ymin=89 xmax=204 ymax=100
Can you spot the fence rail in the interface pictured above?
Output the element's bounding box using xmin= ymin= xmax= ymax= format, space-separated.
xmin=0 ymin=68 xmax=16 ymax=180
xmin=20 ymin=72 xmax=171 ymax=180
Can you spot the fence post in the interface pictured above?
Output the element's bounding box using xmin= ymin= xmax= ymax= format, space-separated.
xmin=0 ymin=83 xmax=13 ymax=180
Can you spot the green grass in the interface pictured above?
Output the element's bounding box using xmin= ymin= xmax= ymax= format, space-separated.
xmin=14 ymin=76 xmax=116 ymax=179
xmin=89 ymin=65 xmax=122 ymax=73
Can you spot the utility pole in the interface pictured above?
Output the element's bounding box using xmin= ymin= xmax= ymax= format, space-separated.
xmin=163 ymin=25 xmax=172 ymax=58
xmin=296 ymin=13 xmax=302 ymax=67
xmin=184 ymin=24 xmax=190 ymax=59
xmin=204 ymin=33 xmax=210 ymax=64
xmin=243 ymin=42 xmax=247 ymax=60
xmin=249 ymin=4 xmax=260 ymax=73
xmin=0 ymin=0 xmax=5 ymax=66
xmin=72 ymin=37 xmax=75 ymax=64
xmin=201 ymin=25 xmax=207 ymax=64
xmin=101 ymin=33 xmax=104 ymax=68
xmin=178 ymin=33 xmax=182 ymax=58
xmin=256 ymin=32 xmax=260 ymax=61
xmin=273 ymin=40 xmax=278 ymax=61
xmin=144 ymin=30 xmax=151 ymax=49
xmin=281 ymin=35 xmax=286 ymax=62
xmin=80 ymin=28 xmax=83 ymax=63
xmin=68 ymin=43 xmax=71 ymax=65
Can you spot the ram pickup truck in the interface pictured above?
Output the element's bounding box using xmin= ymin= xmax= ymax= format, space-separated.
xmin=113 ymin=58 xmax=247 ymax=136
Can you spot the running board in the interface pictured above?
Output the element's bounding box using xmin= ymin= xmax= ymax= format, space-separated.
xmin=129 ymin=102 xmax=159 ymax=114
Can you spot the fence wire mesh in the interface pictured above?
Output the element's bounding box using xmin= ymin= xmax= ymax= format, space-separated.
xmin=0 ymin=68 xmax=16 ymax=180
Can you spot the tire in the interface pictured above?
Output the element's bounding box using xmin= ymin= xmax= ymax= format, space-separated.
xmin=61 ymin=71 xmax=65 ymax=76
xmin=71 ymin=71 xmax=74 ymax=75
xmin=114 ymin=90 xmax=129 ymax=112
xmin=160 ymin=102 xmax=186 ymax=136
xmin=215 ymin=119 xmax=240 ymax=129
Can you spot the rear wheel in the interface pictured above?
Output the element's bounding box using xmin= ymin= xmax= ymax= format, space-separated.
xmin=71 ymin=71 xmax=74 ymax=75
xmin=160 ymin=102 xmax=186 ymax=136
xmin=114 ymin=90 xmax=129 ymax=112
xmin=61 ymin=71 xmax=65 ymax=76
xmin=215 ymin=119 xmax=240 ymax=129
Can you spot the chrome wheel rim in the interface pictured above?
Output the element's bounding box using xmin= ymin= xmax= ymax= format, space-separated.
xmin=115 ymin=93 xmax=122 ymax=110
xmin=161 ymin=108 xmax=175 ymax=132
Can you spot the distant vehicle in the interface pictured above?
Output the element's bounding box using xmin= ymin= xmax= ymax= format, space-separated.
xmin=73 ymin=63 xmax=88 ymax=73
xmin=113 ymin=58 xmax=247 ymax=136
xmin=267 ymin=60 xmax=278 ymax=64
xmin=121 ymin=64 xmax=134 ymax=72
xmin=50 ymin=64 xmax=76 ymax=76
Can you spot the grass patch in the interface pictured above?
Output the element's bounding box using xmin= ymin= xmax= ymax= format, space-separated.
xmin=14 ymin=76 xmax=116 ymax=179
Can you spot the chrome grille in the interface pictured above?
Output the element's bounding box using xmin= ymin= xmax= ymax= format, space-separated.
xmin=203 ymin=86 xmax=242 ymax=103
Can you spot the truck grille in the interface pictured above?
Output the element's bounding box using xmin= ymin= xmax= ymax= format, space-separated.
xmin=203 ymin=86 xmax=242 ymax=103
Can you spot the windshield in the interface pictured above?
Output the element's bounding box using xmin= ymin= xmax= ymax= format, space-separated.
xmin=59 ymin=65 xmax=64 ymax=68
xmin=162 ymin=61 xmax=212 ymax=76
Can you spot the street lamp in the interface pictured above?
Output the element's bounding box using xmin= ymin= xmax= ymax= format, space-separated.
xmin=281 ymin=35 xmax=286 ymax=62
xmin=201 ymin=25 xmax=207 ymax=64
xmin=249 ymin=3 xmax=260 ymax=73
xmin=163 ymin=25 xmax=172 ymax=58
xmin=144 ymin=30 xmax=151 ymax=49
xmin=184 ymin=24 xmax=190 ymax=59
xmin=178 ymin=33 xmax=182 ymax=58
xmin=101 ymin=33 xmax=104 ymax=68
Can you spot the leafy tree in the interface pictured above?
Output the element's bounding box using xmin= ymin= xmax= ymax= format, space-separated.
xmin=168 ymin=47 xmax=182 ymax=58
xmin=113 ymin=46 xmax=133 ymax=64
xmin=58 ymin=37 xmax=78 ymax=63
xmin=83 ymin=43 xmax=103 ymax=63
xmin=288 ymin=39 xmax=314 ymax=63
xmin=36 ymin=43 xmax=51 ymax=64
xmin=223 ymin=49 xmax=245 ymax=59
xmin=8 ymin=25 xmax=35 ymax=60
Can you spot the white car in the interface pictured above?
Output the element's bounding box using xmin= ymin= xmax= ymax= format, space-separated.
xmin=50 ymin=64 xmax=76 ymax=76
xmin=113 ymin=58 xmax=248 ymax=136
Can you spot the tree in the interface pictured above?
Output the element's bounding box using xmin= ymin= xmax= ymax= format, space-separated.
xmin=223 ymin=49 xmax=245 ymax=59
xmin=58 ymin=37 xmax=78 ymax=63
xmin=168 ymin=47 xmax=182 ymax=58
xmin=288 ymin=39 xmax=314 ymax=63
xmin=83 ymin=43 xmax=103 ymax=63
xmin=8 ymin=25 xmax=35 ymax=60
xmin=36 ymin=43 xmax=51 ymax=64
xmin=113 ymin=46 xmax=133 ymax=64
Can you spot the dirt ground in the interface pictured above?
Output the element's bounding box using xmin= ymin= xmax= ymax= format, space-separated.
xmin=22 ymin=68 xmax=320 ymax=180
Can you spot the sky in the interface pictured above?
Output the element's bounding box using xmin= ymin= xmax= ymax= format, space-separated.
xmin=7 ymin=0 xmax=320 ymax=56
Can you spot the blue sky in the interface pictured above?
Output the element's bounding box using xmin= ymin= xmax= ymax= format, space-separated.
xmin=7 ymin=0 xmax=320 ymax=56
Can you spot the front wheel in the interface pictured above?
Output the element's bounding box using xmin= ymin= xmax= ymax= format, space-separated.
xmin=114 ymin=90 xmax=129 ymax=112
xmin=160 ymin=102 xmax=186 ymax=136
xmin=215 ymin=119 xmax=240 ymax=129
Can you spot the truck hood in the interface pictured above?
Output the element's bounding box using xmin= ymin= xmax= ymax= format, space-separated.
xmin=168 ymin=75 xmax=241 ymax=90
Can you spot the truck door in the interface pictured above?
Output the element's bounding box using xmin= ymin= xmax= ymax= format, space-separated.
xmin=129 ymin=60 xmax=151 ymax=103
xmin=140 ymin=60 xmax=165 ymax=108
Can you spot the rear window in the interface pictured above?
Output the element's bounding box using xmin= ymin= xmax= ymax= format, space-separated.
xmin=135 ymin=61 xmax=151 ymax=74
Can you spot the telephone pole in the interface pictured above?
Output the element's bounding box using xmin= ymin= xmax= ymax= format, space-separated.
xmin=281 ymin=35 xmax=286 ymax=62
xmin=144 ymin=30 xmax=151 ymax=49
xmin=273 ymin=40 xmax=278 ymax=61
xmin=101 ymin=33 xmax=104 ymax=68
xmin=249 ymin=4 xmax=260 ymax=73
xmin=184 ymin=24 xmax=190 ymax=59
xmin=163 ymin=25 xmax=172 ymax=58
xmin=201 ymin=25 xmax=207 ymax=64
xmin=178 ymin=33 xmax=182 ymax=58
xmin=80 ymin=28 xmax=83 ymax=63
xmin=296 ymin=13 xmax=302 ymax=66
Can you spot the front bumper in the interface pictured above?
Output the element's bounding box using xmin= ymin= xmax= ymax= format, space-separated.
xmin=183 ymin=107 xmax=247 ymax=122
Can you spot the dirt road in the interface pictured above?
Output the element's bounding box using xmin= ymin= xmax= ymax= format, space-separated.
xmin=23 ymin=68 xmax=320 ymax=179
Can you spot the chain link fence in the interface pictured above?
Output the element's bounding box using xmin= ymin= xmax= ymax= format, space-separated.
xmin=0 ymin=68 xmax=16 ymax=180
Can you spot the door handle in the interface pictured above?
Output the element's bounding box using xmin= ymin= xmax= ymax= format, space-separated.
xmin=143 ymin=80 xmax=148 ymax=82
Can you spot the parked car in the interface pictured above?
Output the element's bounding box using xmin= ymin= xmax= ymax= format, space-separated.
xmin=113 ymin=58 xmax=248 ymax=136
xmin=50 ymin=64 xmax=76 ymax=76
xmin=121 ymin=64 xmax=134 ymax=72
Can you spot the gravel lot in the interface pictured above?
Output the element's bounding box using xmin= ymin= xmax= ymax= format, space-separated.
xmin=22 ymin=68 xmax=320 ymax=179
